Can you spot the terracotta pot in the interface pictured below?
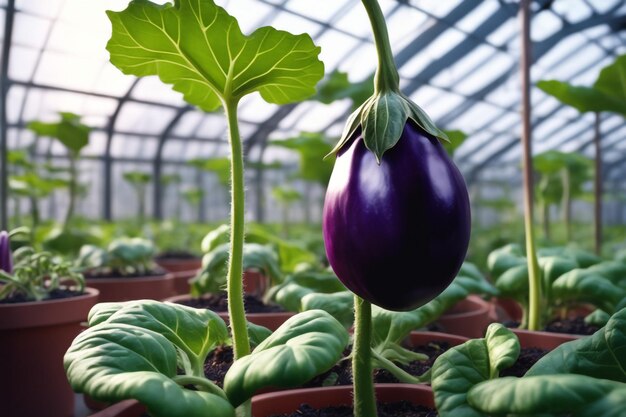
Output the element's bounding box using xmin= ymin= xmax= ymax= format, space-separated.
xmin=512 ymin=328 xmax=582 ymax=350
xmin=155 ymin=256 xmax=202 ymax=273
xmin=88 ymin=399 xmax=145 ymax=417
xmin=0 ymin=288 xmax=99 ymax=417
xmin=164 ymin=293 xmax=295 ymax=331
xmin=243 ymin=270 xmax=270 ymax=297
xmin=435 ymin=295 xmax=493 ymax=338
xmin=252 ymin=384 xmax=434 ymax=416
xmin=490 ymin=297 xmax=524 ymax=322
xmin=86 ymin=273 xmax=175 ymax=302
xmin=171 ymin=269 xmax=199 ymax=295
xmin=408 ymin=330 xmax=469 ymax=348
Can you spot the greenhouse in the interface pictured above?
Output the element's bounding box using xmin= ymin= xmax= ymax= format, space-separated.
xmin=0 ymin=0 xmax=625 ymax=416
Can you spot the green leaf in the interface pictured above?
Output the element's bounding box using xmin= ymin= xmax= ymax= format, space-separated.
xmin=201 ymin=224 xmax=231 ymax=253
xmin=191 ymin=243 xmax=282 ymax=295
xmin=301 ymin=291 xmax=354 ymax=328
xmin=467 ymin=375 xmax=626 ymax=417
xmin=269 ymin=133 xmax=335 ymax=186
xmin=269 ymin=270 xmax=347 ymax=312
xmin=585 ymin=309 xmax=611 ymax=328
xmin=189 ymin=158 xmax=231 ymax=187
xmin=223 ymin=310 xmax=349 ymax=407
xmin=487 ymin=244 xmax=525 ymax=280
xmin=586 ymin=261 xmax=626 ymax=287
xmin=494 ymin=264 xmax=528 ymax=300
xmin=28 ymin=112 xmax=91 ymax=154
xmin=271 ymin=186 xmax=302 ymax=204
xmin=527 ymin=307 xmax=626 ymax=382
xmin=431 ymin=323 xmax=520 ymax=417
xmin=537 ymin=80 xmax=626 ymax=115
xmin=552 ymin=269 xmax=626 ymax=313
xmin=594 ymin=54 xmax=626 ymax=106
xmin=65 ymin=323 xmax=234 ymax=417
xmin=107 ymin=0 xmax=323 ymax=110
xmin=123 ymin=171 xmax=152 ymax=185
xmin=441 ymin=129 xmax=467 ymax=157
xmin=313 ymin=70 xmax=374 ymax=110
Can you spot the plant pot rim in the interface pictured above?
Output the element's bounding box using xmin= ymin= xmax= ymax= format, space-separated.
xmin=511 ymin=327 xmax=583 ymax=341
xmin=441 ymin=295 xmax=490 ymax=319
xmin=86 ymin=273 xmax=175 ymax=282
xmin=251 ymin=383 xmax=435 ymax=415
xmin=409 ymin=330 xmax=469 ymax=346
xmin=0 ymin=287 xmax=99 ymax=330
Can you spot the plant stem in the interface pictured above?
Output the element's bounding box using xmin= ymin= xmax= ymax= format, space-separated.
xmin=352 ymin=295 xmax=377 ymax=417
xmin=519 ymin=0 xmax=542 ymax=331
xmin=360 ymin=0 xmax=399 ymax=94
xmin=224 ymin=99 xmax=250 ymax=360
xmin=560 ymin=168 xmax=571 ymax=241
xmin=371 ymin=350 xmax=428 ymax=384
xmin=172 ymin=375 xmax=227 ymax=400
xmin=593 ymin=112 xmax=602 ymax=256
xmin=64 ymin=154 xmax=77 ymax=229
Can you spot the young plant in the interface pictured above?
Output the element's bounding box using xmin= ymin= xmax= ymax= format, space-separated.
xmin=271 ymin=185 xmax=302 ymax=237
xmin=77 ymin=237 xmax=157 ymax=277
xmin=27 ymin=112 xmax=92 ymax=230
xmin=0 ymin=230 xmax=85 ymax=302
xmin=182 ymin=187 xmax=204 ymax=223
xmin=322 ymin=0 xmax=470 ymax=415
xmin=122 ymin=171 xmax=152 ymax=225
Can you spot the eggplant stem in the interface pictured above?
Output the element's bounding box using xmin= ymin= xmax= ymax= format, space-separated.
xmin=353 ymin=295 xmax=378 ymax=417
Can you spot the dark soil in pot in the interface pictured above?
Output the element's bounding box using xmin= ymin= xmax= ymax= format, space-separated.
xmin=175 ymin=292 xmax=286 ymax=314
xmin=85 ymin=268 xmax=168 ymax=279
xmin=0 ymin=288 xmax=84 ymax=304
xmin=500 ymin=347 xmax=549 ymax=377
xmin=155 ymin=250 xmax=200 ymax=260
xmin=504 ymin=317 xmax=599 ymax=336
xmin=266 ymin=401 xmax=437 ymax=417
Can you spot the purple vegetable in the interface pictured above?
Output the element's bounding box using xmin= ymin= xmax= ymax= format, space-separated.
xmin=0 ymin=231 xmax=12 ymax=274
xmin=323 ymin=121 xmax=471 ymax=311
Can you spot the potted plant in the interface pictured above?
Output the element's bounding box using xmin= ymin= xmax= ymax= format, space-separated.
xmin=429 ymin=309 xmax=626 ymax=416
xmin=76 ymin=237 xmax=175 ymax=302
xmin=0 ymin=229 xmax=99 ymax=417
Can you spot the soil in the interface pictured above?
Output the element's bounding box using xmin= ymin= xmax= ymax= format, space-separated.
xmin=305 ymin=341 xmax=452 ymax=388
xmin=0 ymin=288 xmax=85 ymax=304
xmin=204 ymin=345 xmax=234 ymax=388
xmin=174 ymin=292 xmax=286 ymax=313
xmin=84 ymin=268 xmax=168 ymax=279
xmin=266 ymin=401 xmax=437 ymax=417
xmin=500 ymin=347 xmax=549 ymax=377
xmin=505 ymin=317 xmax=599 ymax=335
xmin=544 ymin=317 xmax=599 ymax=335
xmin=155 ymin=251 xmax=200 ymax=260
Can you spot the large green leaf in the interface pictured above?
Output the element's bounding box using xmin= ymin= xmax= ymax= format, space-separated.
xmin=537 ymin=80 xmax=626 ymax=115
xmin=313 ymin=70 xmax=373 ymax=110
xmin=486 ymin=244 xmax=525 ymax=280
xmin=431 ymin=324 xmax=520 ymax=417
xmin=270 ymin=133 xmax=335 ymax=186
xmin=467 ymin=375 xmax=626 ymax=417
xmin=586 ymin=261 xmax=626 ymax=287
xmin=65 ymin=324 xmax=234 ymax=417
xmin=594 ymin=53 xmax=626 ymax=106
xmin=107 ymin=0 xmax=323 ymax=110
xmin=527 ymin=307 xmax=626 ymax=382
xmin=301 ymin=291 xmax=354 ymax=329
xmin=552 ymin=269 xmax=626 ymax=313
xmin=268 ymin=270 xmax=347 ymax=312
xmin=223 ymin=310 xmax=349 ymax=407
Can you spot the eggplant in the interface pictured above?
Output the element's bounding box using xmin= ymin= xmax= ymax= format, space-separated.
xmin=0 ymin=231 xmax=12 ymax=273
xmin=323 ymin=121 xmax=471 ymax=311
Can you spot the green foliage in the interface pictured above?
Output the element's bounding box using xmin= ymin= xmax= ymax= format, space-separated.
xmin=271 ymin=186 xmax=302 ymax=204
xmin=269 ymin=133 xmax=335 ymax=186
xmin=76 ymin=237 xmax=157 ymax=276
xmin=467 ymin=375 xmax=626 ymax=417
xmin=182 ymin=187 xmax=204 ymax=205
xmin=0 ymin=247 xmax=85 ymax=301
xmin=65 ymin=301 xmax=234 ymax=417
xmin=123 ymin=171 xmax=152 ymax=185
xmin=223 ymin=310 xmax=349 ymax=406
xmin=431 ymin=324 xmax=520 ymax=417
xmin=27 ymin=112 xmax=91 ymax=155
xmin=537 ymin=80 xmax=626 ymax=115
xmin=42 ymin=227 xmax=99 ymax=256
xmin=268 ymin=270 xmax=348 ymax=313
xmin=594 ymin=53 xmax=626 ymax=106
xmin=9 ymin=174 xmax=69 ymax=198
xmin=106 ymin=0 xmax=324 ymax=110
xmin=191 ymin=243 xmax=282 ymax=295
xmin=189 ymin=158 xmax=231 ymax=187
xmin=441 ymin=129 xmax=467 ymax=157
xmin=313 ymin=70 xmax=374 ymax=110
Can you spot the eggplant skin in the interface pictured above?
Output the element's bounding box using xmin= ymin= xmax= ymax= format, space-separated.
xmin=323 ymin=121 xmax=471 ymax=311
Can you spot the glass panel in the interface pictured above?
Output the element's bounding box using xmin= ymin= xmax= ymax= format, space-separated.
xmin=34 ymin=51 xmax=103 ymax=90
xmin=531 ymin=10 xmax=562 ymax=42
xmin=416 ymin=0 xmax=464 ymax=18
xmin=238 ymin=94 xmax=280 ymax=123
xmin=82 ymin=131 xmax=108 ymax=157
xmin=131 ymin=77 xmax=186 ymax=106
xmin=553 ymin=0 xmax=593 ymax=24
xmin=289 ymin=100 xmax=351 ymax=132
xmin=269 ymin=9 xmax=320 ymax=36
xmin=486 ymin=18 xmax=517 ymax=47
xmin=452 ymin=53 xmax=514 ymax=95
xmin=173 ymin=111 xmax=205 ymax=137
xmin=399 ymin=30 xmax=466 ymax=79
xmin=15 ymin=0 xmax=63 ymax=18
xmin=111 ymin=134 xmax=159 ymax=159
xmin=285 ymin=0 xmax=350 ymax=22
xmin=13 ymin=12 xmax=51 ymax=48
xmin=316 ymin=31 xmax=362 ymax=71
xmin=216 ymin=0 xmax=274 ymax=33
xmin=115 ymin=102 xmax=177 ymax=134
xmin=456 ymin=1 xmax=500 ymax=32
xmin=195 ymin=114 xmax=228 ymax=139
xmin=385 ymin=7 xmax=429 ymax=51
xmin=6 ymin=85 xmax=26 ymax=124
xmin=8 ymin=45 xmax=39 ymax=81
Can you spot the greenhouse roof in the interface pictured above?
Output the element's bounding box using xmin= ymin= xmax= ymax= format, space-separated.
xmin=1 ymin=0 xmax=625 ymax=219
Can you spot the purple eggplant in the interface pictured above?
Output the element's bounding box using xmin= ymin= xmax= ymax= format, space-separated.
xmin=323 ymin=121 xmax=471 ymax=311
xmin=0 ymin=230 xmax=12 ymax=273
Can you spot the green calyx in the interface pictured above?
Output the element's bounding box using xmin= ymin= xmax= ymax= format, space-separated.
xmin=329 ymin=91 xmax=449 ymax=163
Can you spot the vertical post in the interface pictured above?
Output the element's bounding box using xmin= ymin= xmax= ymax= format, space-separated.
xmin=519 ymin=0 xmax=542 ymax=331
xmin=593 ymin=112 xmax=602 ymax=255
xmin=0 ymin=0 xmax=16 ymax=230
